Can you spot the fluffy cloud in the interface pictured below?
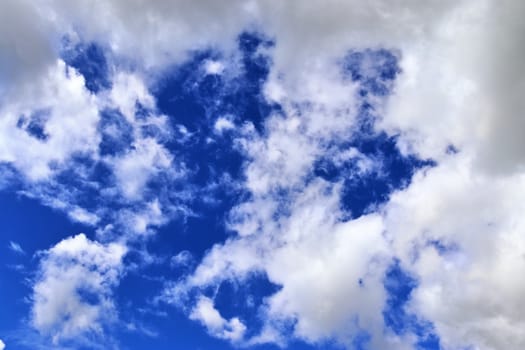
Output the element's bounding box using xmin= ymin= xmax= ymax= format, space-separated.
xmin=31 ymin=234 xmax=126 ymax=343
xmin=0 ymin=338 xmax=4 ymax=350
xmin=385 ymin=154 xmax=525 ymax=350
xmin=170 ymin=180 xmax=412 ymax=348
xmin=190 ymin=296 xmax=246 ymax=342
xmin=0 ymin=59 xmax=100 ymax=181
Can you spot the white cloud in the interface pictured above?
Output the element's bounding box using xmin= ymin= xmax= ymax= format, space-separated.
xmin=384 ymin=154 xmax=525 ymax=350
xmin=111 ymin=138 xmax=173 ymax=200
xmin=107 ymin=72 xmax=155 ymax=123
xmin=0 ymin=60 xmax=100 ymax=182
xmin=0 ymin=338 xmax=4 ymax=350
xmin=171 ymin=181 xmax=410 ymax=348
xmin=8 ymin=241 xmax=25 ymax=255
xmin=171 ymin=250 xmax=193 ymax=268
xmin=68 ymin=207 xmax=100 ymax=226
xmin=190 ymin=295 xmax=246 ymax=342
xmin=214 ymin=117 xmax=235 ymax=134
xmin=31 ymin=234 xmax=126 ymax=343
xmin=204 ymin=60 xmax=225 ymax=75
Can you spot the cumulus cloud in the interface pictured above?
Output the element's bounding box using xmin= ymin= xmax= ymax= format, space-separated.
xmin=0 ymin=338 xmax=4 ymax=350
xmin=170 ymin=180 xmax=410 ymax=348
xmin=0 ymin=60 xmax=100 ymax=182
xmin=31 ymin=234 xmax=126 ymax=343
xmin=385 ymin=154 xmax=525 ymax=350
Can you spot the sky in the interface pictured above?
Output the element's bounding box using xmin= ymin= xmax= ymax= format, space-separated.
xmin=0 ymin=1 xmax=524 ymax=349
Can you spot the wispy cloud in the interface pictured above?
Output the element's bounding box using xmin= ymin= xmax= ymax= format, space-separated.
xmin=8 ymin=241 xmax=25 ymax=255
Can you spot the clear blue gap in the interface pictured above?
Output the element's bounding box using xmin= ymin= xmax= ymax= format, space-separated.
xmin=313 ymin=49 xmax=435 ymax=219
xmin=145 ymin=32 xmax=280 ymax=265
xmin=16 ymin=108 xmax=51 ymax=141
xmin=98 ymin=109 xmax=135 ymax=156
xmin=352 ymin=330 xmax=372 ymax=350
xmin=154 ymin=32 xmax=277 ymax=185
xmin=383 ymin=260 xmax=441 ymax=350
xmin=61 ymin=39 xmax=111 ymax=93
xmin=212 ymin=273 xmax=281 ymax=339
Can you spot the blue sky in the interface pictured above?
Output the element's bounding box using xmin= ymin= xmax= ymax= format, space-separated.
xmin=1 ymin=1 xmax=525 ymax=350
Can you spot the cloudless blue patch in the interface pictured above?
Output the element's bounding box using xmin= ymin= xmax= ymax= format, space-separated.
xmin=62 ymin=40 xmax=111 ymax=93
xmin=343 ymin=49 xmax=400 ymax=99
xmin=446 ymin=144 xmax=459 ymax=154
xmin=213 ymin=273 xmax=281 ymax=338
xmin=383 ymin=260 xmax=441 ymax=350
xmin=98 ymin=109 xmax=135 ymax=156
xmin=314 ymin=49 xmax=434 ymax=218
xmin=427 ymin=239 xmax=459 ymax=256
xmin=16 ymin=109 xmax=51 ymax=141
xmin=352 ymin=330 xmax=371 ymax=350
xmin=153 ymin=32 xmax=278 ymax=191
xmin=343 ymin=133 xmax=434 ymax=218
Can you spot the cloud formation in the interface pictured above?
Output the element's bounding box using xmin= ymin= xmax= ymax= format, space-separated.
xmin=0 ymin=0 xmax=524 ymax=349
xmin=31 ymin=234 xmax=126 ymax=343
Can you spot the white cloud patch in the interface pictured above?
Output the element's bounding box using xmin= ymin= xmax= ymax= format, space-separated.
xmin=204 ymin=60 xmax=225 ymax=75
xmin=31 ymin=234 xmax=126 ymax=343
xmin=0 ymin=338 xmax=4 ymax=350
xmin=171 ymin=250 xmax=193 ymax=268
xmin=214 ymin=116 xmax=235 ymax=134
xmin=111 ymin=138 xmax=173 ymax=201
xmin=68 ymin=207 xmax=100 ymax=226
xmin=190 ymin=296 xmax=246 ymax=342
xmin=0 ymin=60 xmax=100 ymax=182
xmin=385 ymin=154 xmax=525 ymax=350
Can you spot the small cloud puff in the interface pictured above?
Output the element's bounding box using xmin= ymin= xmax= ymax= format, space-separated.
xmin=214 ymin=116 xmax=235 ymax=134
xmin=190 ymin=296 xmax=246 ymax=342
xmin=203 ymin=60 xmax=224 ymax=75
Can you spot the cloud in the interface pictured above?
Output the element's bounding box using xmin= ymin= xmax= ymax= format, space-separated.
xmin=204 ymin=60 xmax=225 ymax=75
xmin=385 ymin=154 xmax=525 ymax=350
xmin=214 ymin=116 xmax=235 ymax=134
xmin=111 ymin=138 xmax=173 ymax=201
xmin=159 ymin=2 xmax=525 ymax=349
xmin=170 ymin=179 xmax=409 ymax=348
xmin=190 ymin=295 xmax=246 ymax=342
xmin=0 ymin=60 xmax=100 ymax=182
xmin=31 ymin=234 xmax=126 ymax=343
xmin=0 ymin=338 xmax=4 ymax=350
xmin=171 ymin=250 xmax=194 ymax=269
xmin=1 ymin=1 xmax=524 ymax=350
xmin=8 ymin=241 xmax=25 ymax=255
